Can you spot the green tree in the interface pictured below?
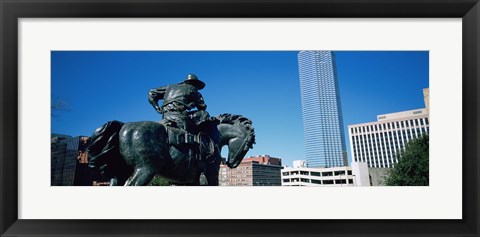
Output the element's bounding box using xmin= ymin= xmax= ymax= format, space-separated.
xmin=385 ymin=134 xmax=429 ymax=186
xmin=148 ymin=175 xmax=172 ymax=186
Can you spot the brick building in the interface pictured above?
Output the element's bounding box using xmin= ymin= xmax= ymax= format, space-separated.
xmin=219 ymin=155 xmax=283 ymax=186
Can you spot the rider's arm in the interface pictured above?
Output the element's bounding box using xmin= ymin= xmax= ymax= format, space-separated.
xmin=194 ymin=91 xmax=207 ymax=110
xmin=148 ymin=86 xmax=166 ymax=114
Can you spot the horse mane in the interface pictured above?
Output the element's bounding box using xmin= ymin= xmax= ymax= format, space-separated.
xmin=214 ymin=113 xmax=256 ymax=148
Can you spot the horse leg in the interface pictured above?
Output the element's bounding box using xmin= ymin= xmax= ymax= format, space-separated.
xmin=199 ymin=173 xmax=208 ymax=186
xmin=124 ymin=165 xmax=157 ymax=186
xmin=204 ymin=157 xmax=220 ymax=186
xmin=109 ymin=175 xmax=129 ymax=186
xmin=110 ymin=177 xmax=119 ymax=186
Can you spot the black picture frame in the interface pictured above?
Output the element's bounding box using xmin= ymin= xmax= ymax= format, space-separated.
xmin=1 ymin=0 xmax=479 ymax=236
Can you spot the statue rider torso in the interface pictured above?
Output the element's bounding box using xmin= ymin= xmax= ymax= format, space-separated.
xmin=148 ymin=74 xmax=209 ymax=132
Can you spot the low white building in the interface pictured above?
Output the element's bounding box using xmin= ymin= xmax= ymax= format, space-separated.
xmin=292 ymin=160 xmax=306 ymax=168
xmin=281 ymin=162 xmax=370 ymax=187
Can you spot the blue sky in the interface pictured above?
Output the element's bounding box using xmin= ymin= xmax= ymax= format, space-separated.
xmin=51 ymin=51 xmax=428 ymax=167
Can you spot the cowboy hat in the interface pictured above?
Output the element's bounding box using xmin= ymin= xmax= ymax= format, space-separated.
xmin=183 ymin=74 xmax=205 ymax=89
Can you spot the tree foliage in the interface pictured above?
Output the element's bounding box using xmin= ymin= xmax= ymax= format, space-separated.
xmin=148 ymin=175 xmax=172 ymax=186
xmin=385 ymin=134 xmax=429 ymax=186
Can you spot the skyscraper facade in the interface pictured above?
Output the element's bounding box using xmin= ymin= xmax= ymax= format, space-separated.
xmin=298 ymin=51 xmax=347 ymax=168
xmin=347 ymin=89 xmax=430 ymax=168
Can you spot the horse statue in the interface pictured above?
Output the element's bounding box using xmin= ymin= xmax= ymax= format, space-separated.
xmin=86 ymin=113 xmax=255 ymax=186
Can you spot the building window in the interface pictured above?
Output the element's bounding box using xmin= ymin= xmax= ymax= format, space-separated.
xmin=322 ymin=172 xmax=333 ymax=177
xmin=323 ymin=180 xmax=334 ymax=185
xmin=334 ymin=171 xmax=345 ymax=176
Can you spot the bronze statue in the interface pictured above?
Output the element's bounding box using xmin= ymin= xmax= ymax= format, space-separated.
xmin=148 ymin=74 xmax=209 ymax=131
xmin=87 ymin=74 xmax=255 ymax=186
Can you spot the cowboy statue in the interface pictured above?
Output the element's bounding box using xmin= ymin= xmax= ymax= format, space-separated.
xmin=87 ymin=73 xmax=255 ymax=186
xmin=147 ymin=74 xmax=214 ymax=184
xmin=148 ymin=73 xmax=210 ymax=132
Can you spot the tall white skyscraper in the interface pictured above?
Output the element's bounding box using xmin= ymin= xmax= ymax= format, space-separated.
xmin=298 ymin=51 xmax=347 ymax=168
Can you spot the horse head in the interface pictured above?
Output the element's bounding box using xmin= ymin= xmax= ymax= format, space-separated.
xmin=215 ymin=114 xmax=255 ymax=168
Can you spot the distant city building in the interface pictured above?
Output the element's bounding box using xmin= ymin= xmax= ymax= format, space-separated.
xmin=423 ymin=88 xmax=430 ymax=115
xmin=298 ymin=51 xmax=347 ymax=168
xmin=51 ymin=135 xmax=70 ymax=186
xmin=51 ymin=135 xmax=108 ymax=186
xmin=243 ymin=154 xmax=282 ymax=166
xmin=351 ymin=162 xmax=371 ymax=186
xmin=51 ymin=133 xmax=72 ymax=140
xmin=281 ymin=162 xmax=370 ymax=187
xmin=347 ymin=88 xmax=430 ymax=168
xmin=218 ymin=155 xmax=282 ymax=186
xmin=293 ymin=160 xmax=306 ymax=168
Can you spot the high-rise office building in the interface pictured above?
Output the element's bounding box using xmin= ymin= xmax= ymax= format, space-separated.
xmin=298 ymin=51 xmax=347 ymax=168
xmin=347 ymin=89 xmax=430 ymax=168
